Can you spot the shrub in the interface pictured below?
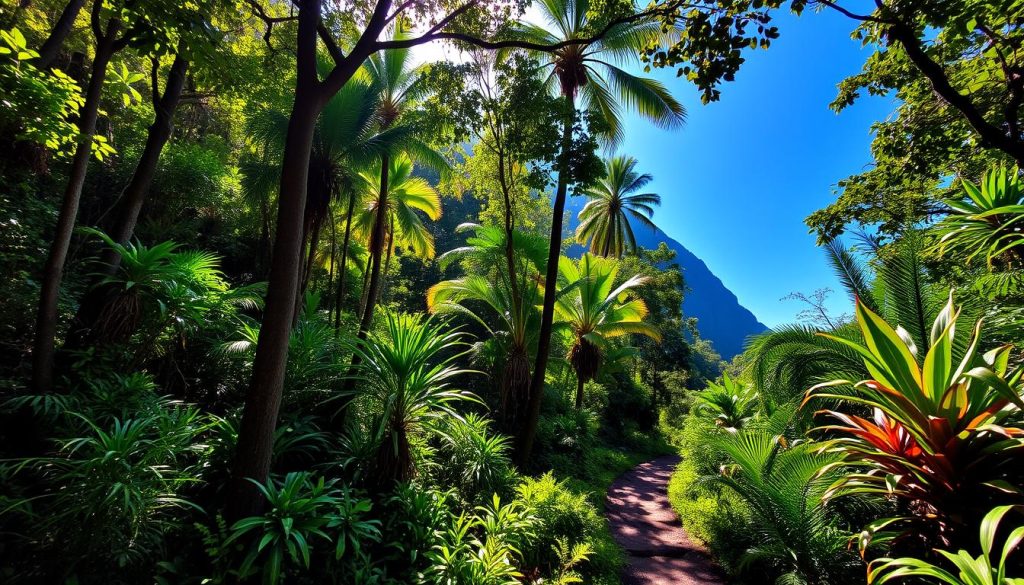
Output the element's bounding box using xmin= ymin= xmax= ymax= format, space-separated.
xmin=435 ymin=413 xmax=516 ymax=503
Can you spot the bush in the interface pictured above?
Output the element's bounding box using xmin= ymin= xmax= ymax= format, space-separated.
xmin=515 ymin=473 xmax=620 ymax=583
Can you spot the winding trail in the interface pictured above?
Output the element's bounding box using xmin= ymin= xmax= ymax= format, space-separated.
xmin=605 ymin=455 xmax=728 ymax=585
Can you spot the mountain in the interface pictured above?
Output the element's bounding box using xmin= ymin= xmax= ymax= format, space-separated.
xmin=565 ymin=197 xmax=767 ymax=360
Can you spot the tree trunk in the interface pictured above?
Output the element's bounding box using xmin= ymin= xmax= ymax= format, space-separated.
xmin=226 ymin=0 xmax=347 ymax=521
xmin=65 ymin=52 xmax=188 ymax=349
xmin=30 ymin=20 xmax=120 ymax=394
xmin=334 ymin=192 xmax=355 ymax=332
xmin=35 ymin=0 xmax=88 ymax=69
xmin=516 ymin=98 xmax=574 ymax=466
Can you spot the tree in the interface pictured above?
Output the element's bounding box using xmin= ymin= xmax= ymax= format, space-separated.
xmin=510 ymin=0 xmax=685 ymax=462
xmin=805 ymin=0 xmax=1024 ymax=240
xmin=576 ymin=155 xmax=660 ymax=258
xmin=554 ymin=253 xmax=661 ymax=409
xmin=427 ymin=224 xmax=549 ymax=428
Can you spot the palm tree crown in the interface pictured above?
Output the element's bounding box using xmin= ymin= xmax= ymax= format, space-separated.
xmin=511 ymin=0 xmax=686 ymax=144
xmin=355 ymin=154 xmax=442 ymax=259
xmin=555 ymin=254 xmax=660 ymax=407
xmin=576 ymin=155 xmax=661 ymax=257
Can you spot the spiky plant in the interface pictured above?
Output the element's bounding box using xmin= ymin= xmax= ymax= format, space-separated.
xmin=428 ymin=224 xmax=548 ymax=425
xmin=807 ymin=295 xmax=1024 ymax=553
xmin=554 ymin=254 xmax=660 ymax=409
xmin=575 ymin=155 xmax=661 ymax=258
xmin=695 ymin=373 xmax=757 ymax=432
xmin=342 ymin=313 xmax=477 ymax=486
xmin=932 ymin=166 xmax=1024 ymax=270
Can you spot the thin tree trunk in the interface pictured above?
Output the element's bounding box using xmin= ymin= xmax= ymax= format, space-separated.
xmin=516 ymin=98 xmax=574 ymax=466
xmin=334 ymin=193 xmax=355 ymax=332
xmin=326 ymin=209 xmax=336 ymax=311
xmin=65 ymin=52 xmax=188 ymax=348
xmin=35 ymin=0 xmax=88 ymax=69
xmin=31 ymin=20 xmax=119 ymax=394
xmin=355 ymin=153 xmax=390 ymax=338
xmin=380 ymin=225 xmax=393 ymax=302
xmin=575 ymin=375 xmax=584 ymax=410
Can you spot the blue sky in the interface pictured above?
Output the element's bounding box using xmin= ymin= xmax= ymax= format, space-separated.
xmin=615 ymin=9 xmax=894 ymax=328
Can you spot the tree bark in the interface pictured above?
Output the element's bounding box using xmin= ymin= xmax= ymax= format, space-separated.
xmin=355 ymin=153 xmax=390 ymax=339
xmin=516 ymin=98 xmax=574 ymax=466
xmin=30 ymin=19 xmax=120 ymax=394
xmin=334 ymin=192 xmax=355 ymax=332
xmin=35 ymin=0 xmax=88 ymax=70
xmin=226 ymin=0 xmax=340 ymax=521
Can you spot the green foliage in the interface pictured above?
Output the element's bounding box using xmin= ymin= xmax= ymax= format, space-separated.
xmin=342 ymin=312 xmax=478 ymax=484
xmin=869 ymin=505 xmax=1024 ymax=585
xmin=932 ymin=167 xmax=1024 ymax=270
xmin=0 ymin=27 xmax=97 ymax=159
xmin=435 ymin=413 xmax=516 ymax=503
xmin=224 ymin=472 xmax=381 ymax=584
xmin=712 ymin=429 xmax=860 ymax=584
xmin=576 ymin=155 xmax=661 ymax=258
xmin=695 ymin=372 xmax=757 ymax=432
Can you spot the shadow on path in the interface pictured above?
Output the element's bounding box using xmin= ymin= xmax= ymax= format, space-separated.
xmin=605 ymin=455 xmax=728 ymax=585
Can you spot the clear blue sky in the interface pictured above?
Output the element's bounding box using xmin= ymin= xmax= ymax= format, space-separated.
xmin=615 ymin=8 xmax=894 ymax=328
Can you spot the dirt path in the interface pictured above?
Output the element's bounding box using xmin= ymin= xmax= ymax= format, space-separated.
xmin=605 ymin=455 xmax=728 ymax=585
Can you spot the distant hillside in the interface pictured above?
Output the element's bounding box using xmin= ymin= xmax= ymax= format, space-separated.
xmin=564 ymin=196 xmax=767 ymax=359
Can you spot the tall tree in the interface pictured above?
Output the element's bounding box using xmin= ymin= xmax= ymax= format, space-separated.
xmin=508 ymin=0 xmax=685 ymax=463
xmin=576 ymin=154 xmax=661 ymax=258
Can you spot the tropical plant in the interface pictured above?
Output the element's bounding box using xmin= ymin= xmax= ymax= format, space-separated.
xmin=554 ymin=254 xmax=661 ymax=409
xmin=81 ymin=228 xmax=263 ymax=353
xmin=576 ymin=155 xmax=661 ymax=258
xmin=9 ymin=410 xmax=207 ymax=576
xmin=354 ymin=153 xmax=442 ymax=261
xmin=428 ymin=223 xmax=548 ymax=425
xmin=932 ymin=167 xmax=1024 ymax=270
xmin=695 ymin=373 xmax=757 ymax=432
xmin=437 ymin=413 xmax=515 ymax=501
xmin=868 ymin=505 xmax=1024 ymax=585
xmin=342 ymin=312 xmax=477 ymax=485
xmin=807 ymin=295 xmax=1024 ymax=552
xmin=225 ymin=472 xmax=381 ymax=585
xmin=712 ymin=429 xmax=858 ymax=584
xmin=426 ymin=494 xmax=536 ymax=585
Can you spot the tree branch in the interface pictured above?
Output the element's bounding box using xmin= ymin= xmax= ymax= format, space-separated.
xmin=888 ymin=21 xmax=1024 ymax=165
xmin=813 ymin=0 xmax=889 ymax=24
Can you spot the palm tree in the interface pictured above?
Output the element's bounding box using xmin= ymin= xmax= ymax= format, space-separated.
xmin=554 ymin=254 xmax=660 ymax=409
xmin=353 ymin=153 xmax=442 ymax=266
xmin=576 ymin=155 xmax=661 ymax=258
xmin=510 ymin=0 xmax=685 ymax=460
xmin=427 ymin=224 xmax=548 ymax=426
xmin=355 ymin=32 xmax=445 ymax=338
xmin=242 ymin=70 xmax=405 ymax=311
xmin=342 ymin=313 xmax=477 ymax=486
